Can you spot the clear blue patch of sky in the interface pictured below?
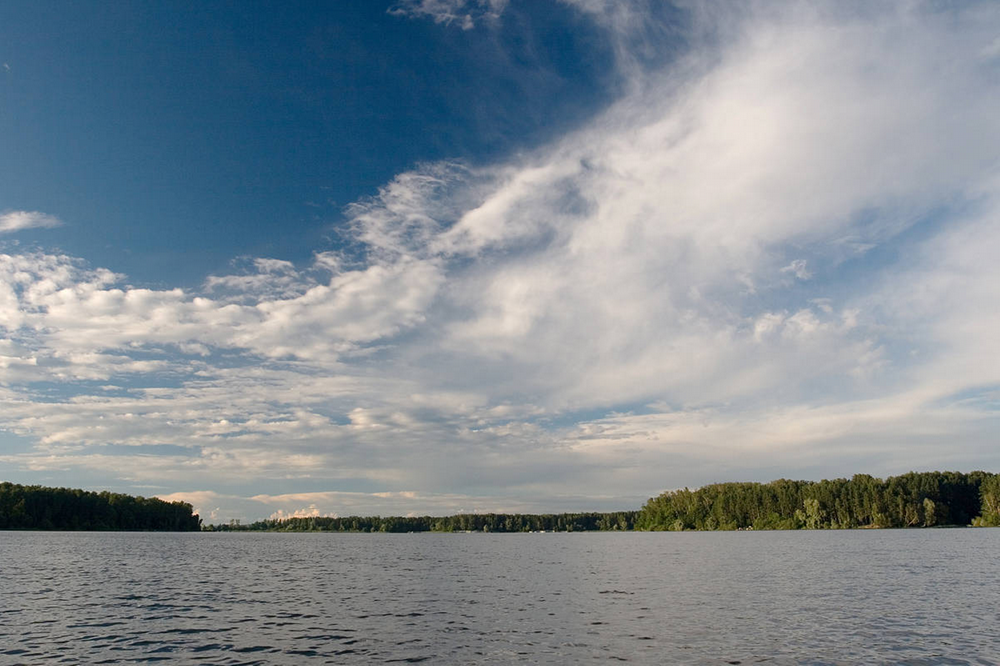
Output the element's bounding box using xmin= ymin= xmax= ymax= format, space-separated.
xmin=0 ymin=0 xmax=618 ymax=289
xmin=727 ymin=201 xmax=969 ymax=324
xmin=13 ymin=374 xmax=191 ymax=398
xmin=935 ymin=385 xmax=1000 ymax=412
xmin=222 ymin=476 xmax=389 ymax=498
xmin=102 ymin=443 xmax=200 ymax=457
xmin=536 ymin=402 xmax=661 ymax=431
xmin=0 ymin=436 xmax=158 ymax=492
xmin=296 ymin=407 xmax=352 ymax=427
xmin=814 ymin=203 xmax=966 ymax=297
xmin=0 ymin=428 xmax=34 ymax=456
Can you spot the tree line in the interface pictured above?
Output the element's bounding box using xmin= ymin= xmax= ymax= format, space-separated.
xmin=207 ymin=511 xmax=638 ymax=533
xmin=4 ymin=471 xmax=1000 ymax=532
xmin=214 ymin=471 xmax=1000 ymax=533
xmin=0 ymin=482 xmax=201 ymax=531
xmin=637 ymin=471 xmax=1000 ymax=531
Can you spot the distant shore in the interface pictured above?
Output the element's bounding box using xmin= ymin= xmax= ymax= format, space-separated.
xmin=4 ymin=470 xmax=999 ymax=532
xmin=204 ymin=511 xmax=638 ymax=533
xmin=209 ymin=471 xmax=1000 ymax=532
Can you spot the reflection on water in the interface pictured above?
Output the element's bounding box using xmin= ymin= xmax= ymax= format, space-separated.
xmin=1 ymin=529 xmax=999 ymax=664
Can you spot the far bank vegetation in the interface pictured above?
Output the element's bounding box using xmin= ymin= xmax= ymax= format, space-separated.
xmin=637 ymin=471 xmax=1000 ymax=531
xmin=3 ymin=471 xmax=999 ymax=532
xmin=210 ymin=471 xmax=1000 ymax=533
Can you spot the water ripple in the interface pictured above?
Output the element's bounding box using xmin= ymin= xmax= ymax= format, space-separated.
xmin=1 ymin=530 xmax=1000 ymax=664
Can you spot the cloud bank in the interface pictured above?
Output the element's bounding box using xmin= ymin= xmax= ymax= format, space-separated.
xmin=3 ymin=1 xmax=1000 ymax=519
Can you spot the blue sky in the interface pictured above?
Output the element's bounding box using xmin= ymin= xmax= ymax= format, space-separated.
xmin=2 ymin=1 xmax=615 ymax=285
xmin=2 ymin=0 xmax=1000 ymax=522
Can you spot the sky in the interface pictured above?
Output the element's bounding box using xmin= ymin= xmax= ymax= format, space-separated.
xmin=1 ymin=0 xmax=999 ymax=523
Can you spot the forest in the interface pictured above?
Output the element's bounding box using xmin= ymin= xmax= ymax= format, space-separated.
xmin=3 ymin=471 xmax=1000 ymax=532
xmin=0 ymin=482 xmax=201 ymax=531
xmin=637 ymin=471 xmax=1000 ymax=530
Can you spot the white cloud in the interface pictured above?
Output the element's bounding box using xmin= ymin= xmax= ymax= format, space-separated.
xmin=0 ymin=249 xmax=442 ymax=369
xmin=267 ymin=504 xmax=328 ymax=521
xmin=149 ymin=488 xmax=615 ymax=523
xmin=0 ymin=211 xmax=62 ymax=234
xmin=205 ymin=257 xmax=305 ymax=301
xmin=981 ymin=35 xmax=1000 ymax=60
xmin=781 ymin=259 xmax=811 ymax=280
xmin=250 ymin=489 xmax=593 ymax=517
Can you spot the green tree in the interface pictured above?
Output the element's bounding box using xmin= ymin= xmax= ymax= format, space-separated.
xmin=922 ymin=497 xmax=937 ymax=527
xmin=973 ymin=474 xmax=1000 ymax=526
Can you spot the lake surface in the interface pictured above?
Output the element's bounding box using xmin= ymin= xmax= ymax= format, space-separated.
xmin=1 ymin=529 xmax=998 ymax=664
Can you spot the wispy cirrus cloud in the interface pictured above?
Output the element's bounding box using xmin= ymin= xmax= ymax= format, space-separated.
xmin=781 ymin=260 xmax=812 ymax=281
xmin=0 ymin=210 xmax=62 ymax=234
xmin=388 ymin=0 xmax=508 ymax=30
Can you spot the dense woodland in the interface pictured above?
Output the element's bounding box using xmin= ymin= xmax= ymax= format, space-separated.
xmin=208 ymin=511 xmax=638 ymax=533
xmin=637 ymin=471 xmax=1000 ymax=530
xmin=0 ymin=482 xmax=201 ymax=531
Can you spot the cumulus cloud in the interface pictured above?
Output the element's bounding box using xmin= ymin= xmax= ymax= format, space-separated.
xmin=0 ymin=249 xmax=441 ymax=365
xmin=0 ymin=210 xmax=62 ymax=234
xmin=149 ymin=488 xmax=608 ymax=522
xmin=3 ymin=1 xmax=1000 ymax=519
xmin=268 ymin=504 xmax=329 ymax=521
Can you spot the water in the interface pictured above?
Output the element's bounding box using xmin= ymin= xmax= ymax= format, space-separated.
xmin=1 ymin=529 xmax=998 ymax=665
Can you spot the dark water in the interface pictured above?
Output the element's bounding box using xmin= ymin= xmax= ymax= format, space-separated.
xmin=1 ymin=530 xmax=999 ymax=665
